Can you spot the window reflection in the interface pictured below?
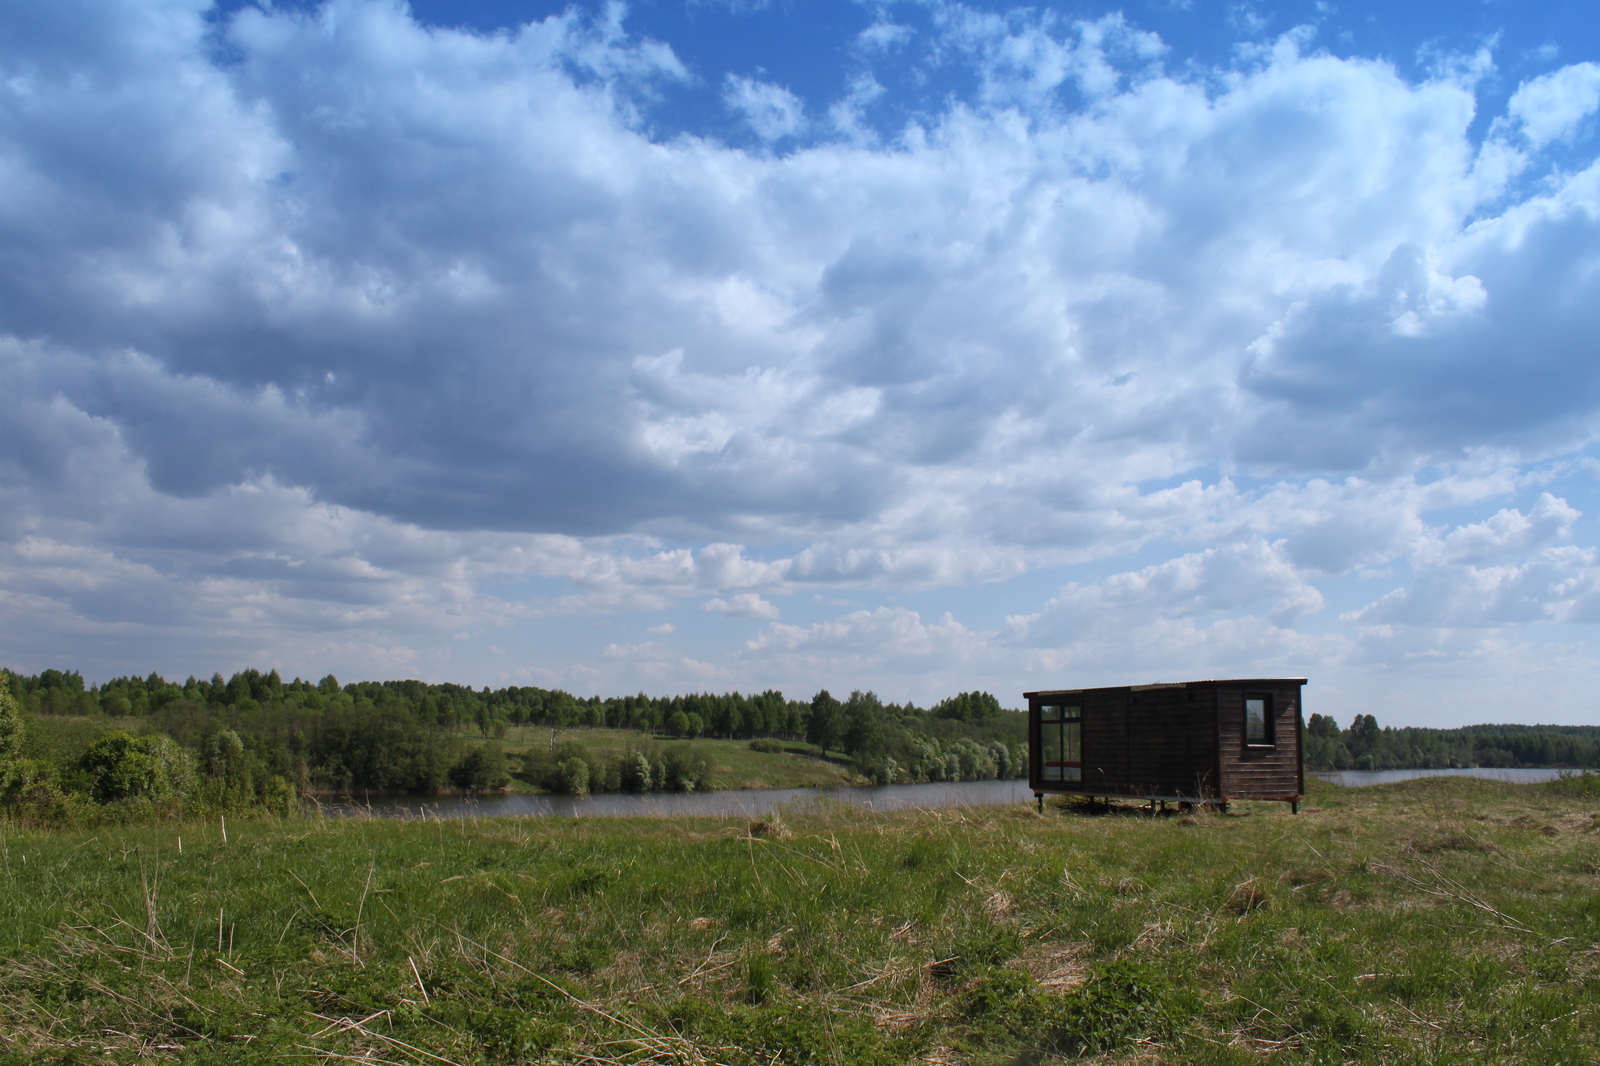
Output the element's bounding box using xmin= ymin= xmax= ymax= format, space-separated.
xmin=1040 ymin=704 xmax=1081 ymax=782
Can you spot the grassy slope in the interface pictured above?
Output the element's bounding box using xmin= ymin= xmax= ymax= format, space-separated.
xmin=0 ymin=776 xmax=1597 ymax=1065
xmin=483 ymin=725 xmax=863 ymax=790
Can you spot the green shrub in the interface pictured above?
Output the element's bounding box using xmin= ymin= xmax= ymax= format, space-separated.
xmin=622 ymin=752 xmax=652 ymax=793
xmin=748 ymin=738 xmax=784 ymax=753
xmin=449 ymin=742 xmax=510 ymax=791
xmin=79 ymin=730 xmax=195 ymax=804
xmin=554 ymin=756 xmax=591 ymax=795
xmin=1546 ymin=770 xmax=1600 ymax=800
xmin=0 ymin=685 xmax=25 ymax=797
xmin=661 ymin=745 xmax=713 ymax=791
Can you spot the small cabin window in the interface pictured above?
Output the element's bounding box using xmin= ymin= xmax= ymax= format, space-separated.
xmin=1245 ymin=695 xmax=1272 ymax=746
xmin=1039 ymin=703 xmax=1082 ymax=781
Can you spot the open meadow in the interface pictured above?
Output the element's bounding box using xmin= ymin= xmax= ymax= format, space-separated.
xmin=1 ymin=776 xmax=1597 ymax=1065
xmin=481 ymin=726 xmax=862 ymax=792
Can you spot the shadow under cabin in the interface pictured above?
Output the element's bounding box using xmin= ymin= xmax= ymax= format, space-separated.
xmin=1026 ymin=678 xmax=1307 ymax=813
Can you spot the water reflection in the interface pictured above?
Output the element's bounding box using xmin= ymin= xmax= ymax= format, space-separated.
xmin=315 ymin=779 xmax=1037 ymax=821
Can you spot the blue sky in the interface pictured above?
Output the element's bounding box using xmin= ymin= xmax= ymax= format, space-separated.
xmin=3 ymin=0 xmax=1600 ymax=727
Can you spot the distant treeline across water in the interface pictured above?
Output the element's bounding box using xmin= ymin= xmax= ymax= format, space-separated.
xmin=1304 ymin=712 xmax=1600 ymax=771
xmin=1 ymin=667 xmax=1024 ymax=824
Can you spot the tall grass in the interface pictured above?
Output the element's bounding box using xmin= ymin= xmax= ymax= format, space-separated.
xmin=0 ymin=776 xmax=1596 ymax=1063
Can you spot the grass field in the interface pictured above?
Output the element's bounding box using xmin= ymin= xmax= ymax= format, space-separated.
xmin=1 ymin=775 xmax=1597 ymax=1064
xmin=482 ymin=726 xmax=863 ymax=790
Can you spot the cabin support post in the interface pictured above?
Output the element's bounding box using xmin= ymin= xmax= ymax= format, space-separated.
xmin=1036 ymin=794 xmax=1043 ymax=813
xmin=1290 ymin=800 xmax=1299 ymax=815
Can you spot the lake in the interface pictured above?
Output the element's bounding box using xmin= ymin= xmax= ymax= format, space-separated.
xmin=314 ymin=778 xmax=1037 ymax=820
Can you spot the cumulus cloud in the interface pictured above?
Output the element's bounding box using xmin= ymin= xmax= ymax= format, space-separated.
xmin=702 ymin=593 xmax=781 ymax=619
xmin=723 ymin=75 xmax=807 ymax=141
xmin=1340 ymin=495 xmax=1593 ymax=631
xmin=1010 ymin=540 xmax=1326 ymax=641
xmin=2 ymin=0 xmax=1600 ymax=719
xmin=743 ymin=607 xmax=989 ymax=686
xmin=1508 ymin=62 xmax=1600 ymax=147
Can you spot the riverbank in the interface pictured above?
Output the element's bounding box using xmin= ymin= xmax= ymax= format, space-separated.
xmin=311 ymin=776 xmax=1036 ymax=819
xmin=313 ymin=768 xmax=1590 ymax=820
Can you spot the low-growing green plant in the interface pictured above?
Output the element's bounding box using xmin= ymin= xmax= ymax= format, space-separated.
xmin=1039 ymin=958 xmax=1183 ymax=1056
xmin=1547 ymin=769 xmax=1600 ymax=799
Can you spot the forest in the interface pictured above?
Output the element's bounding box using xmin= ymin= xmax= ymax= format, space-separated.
xmin=1304 ymin=712 xmax=1600 ymax=771
xmin=0 ymin=667 xmax=1024 ymax=823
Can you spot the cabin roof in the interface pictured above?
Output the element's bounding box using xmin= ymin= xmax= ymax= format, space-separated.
xmin=1024 ymin=678 xmax=1307 ymax=698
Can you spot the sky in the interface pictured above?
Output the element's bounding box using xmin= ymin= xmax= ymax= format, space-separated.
xmin=2 ymin=0 xmax=1600 ymax=727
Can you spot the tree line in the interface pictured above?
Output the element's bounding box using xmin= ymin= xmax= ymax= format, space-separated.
xmin=1305 ymin=713 xmax=1600 ymax=771
xmin=1 ymin=667 xmax=1024 ymax=821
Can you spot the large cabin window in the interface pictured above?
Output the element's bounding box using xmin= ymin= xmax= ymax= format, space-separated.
xmin=1040 ymin=703 xmax=1081 ymax=781
xmin=1245 ymin=694 xmax=1273 ymax=746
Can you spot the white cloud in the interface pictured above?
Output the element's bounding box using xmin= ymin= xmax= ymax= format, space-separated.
xmin=1007 ymin=541 xmax=1327 ymax=656
xmin=723 ymin=75 xmax=806 ymax=141
xmin=1417 ymin=493 xmax=1579 ymax=567
xmin=744 ymin=606 xmax=987 ymax=679
xmin=702 ymin=593 xmax=780 ymax=619
xmin=1 ymin=1 xmax=1599 ymax=722
xmin=1508 ymin=62 xmax=1600 ymax=148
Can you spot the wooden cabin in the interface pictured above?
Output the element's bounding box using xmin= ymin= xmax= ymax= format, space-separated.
xmin=1025 ymin=679 xmax=1306 ymax=811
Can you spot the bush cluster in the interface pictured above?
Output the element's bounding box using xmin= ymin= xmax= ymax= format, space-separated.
xmin=1 ymin=685 xmax=299 ymax=828
xmin=517 ymin=741 xmax=714 ymax=795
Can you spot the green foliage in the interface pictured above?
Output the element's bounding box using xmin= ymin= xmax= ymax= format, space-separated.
xmin=5 ymin=664 xmax=1036 ymax=804
xmin=1304 ymin=713 xmax=1600 ymax=771
xmin=622 ymin=751 xmax=653 ymax=793
xmin=748 ymin=738 xmax=784 ymax=753
xmin=449 ymin=742 xmax=510 ymax=791
xmin=956 ymin=965 xmax=1037 ymax=1020
xmin=663 ymin=997 xmax=925 ymax=1066
xmin=744 ymin=954 xmax=776 ymax=1004
xmin=1545 ymin=769 xmax=1600 ymax=799
xmin=554 ymin=756 xmax=591 ymax=795
xmin=1039 ymin=959 xmax=1182 ymax=1056
xmin=79 ymin=730 xmax=196 ymax=805
xmin=932 ymin=690 xmax=1004 ymax=721
xmin=0 ymin=682 xmax=26 ymax=797
xmin=806 ymin=689 xmax=844 ymax=753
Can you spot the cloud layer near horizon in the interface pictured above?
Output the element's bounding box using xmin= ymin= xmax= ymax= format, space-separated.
xmin=3 ymin=0 xmax=1600 ymax=722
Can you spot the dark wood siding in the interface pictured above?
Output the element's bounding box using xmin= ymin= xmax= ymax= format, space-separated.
xmin=1216 ymin=682 xmax=1304 ymax=800
xmin=1081 ymin=688 xmax=1126 ymax=794
xmin=1027 ymin=679 xmax=1305 ymax=802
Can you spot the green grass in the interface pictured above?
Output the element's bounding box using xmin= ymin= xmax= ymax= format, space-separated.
xmin=1 ymin=776 xmax=1598 ymax=1064
xmin=479 ymin=725 xmax=862 ymax=790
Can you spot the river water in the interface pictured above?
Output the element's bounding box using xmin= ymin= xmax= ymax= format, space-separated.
xmin=313 ymin=767 xmax=1582 ymax=820
xmin=314 ymin=778 xmax=1038 ymax=820
xmin=1311 ymin=767 xmax=1571 ymax=787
